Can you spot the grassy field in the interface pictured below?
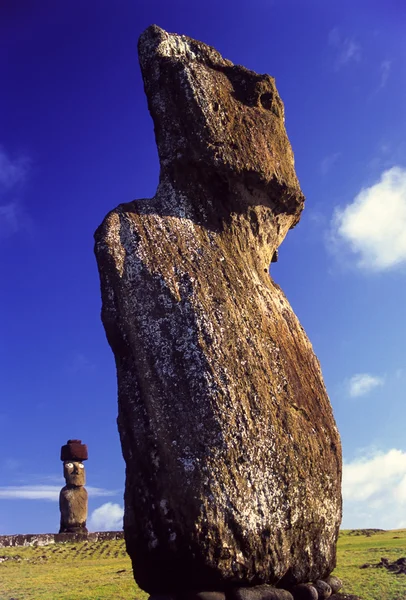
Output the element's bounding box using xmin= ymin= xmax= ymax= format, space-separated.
xmin=0 ymin=538 xmax=145 ymax=600
xmin=1 ymin=530 xmax=406 ymax=599
xmin=333 ymin=529 xmax=406 ymax=600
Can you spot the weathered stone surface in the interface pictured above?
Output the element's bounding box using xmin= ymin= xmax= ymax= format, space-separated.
xmin=362 ymin=556 xmax=406 ymax=574
xmin=290 ymin=584 xmax=318 ymax=600
xmin=94 ymin=25 xmax=342 ymax=594
xmin=312 ymin=580 xmax=332 ymax=599
xmin=0 ymin=531 xmax=123 ymax=548
xmin=60 ymin=439 xmax=88 ymax=462
xmin=59 ymin=485 xmax=88 ymax=533
xmin=59 ymin=459 xmax=88 ymax=533
xmin=179 ymin=592 xmax=226 ymax=600
xmin=323 ymin=578 xmax=342 ymax=595
xmin=231 ymin=585 xmax=293 ymax=600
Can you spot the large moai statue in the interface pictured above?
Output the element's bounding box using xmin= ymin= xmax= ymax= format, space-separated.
xmin=94 ymin=26 xmax=342 ymax=595
xmin=59 ymin=439 xmax=88 ymax=534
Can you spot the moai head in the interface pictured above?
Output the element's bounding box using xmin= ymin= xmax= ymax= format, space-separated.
xmin=63 ymin=461 xmax=86 ymax=486
xmin=138 ymin=26 xmax=301 ymax=200
xmin=138 ymin=25 xmax=304 ymax=247
xmin=60 ymin=439 xmax=88 ymax=487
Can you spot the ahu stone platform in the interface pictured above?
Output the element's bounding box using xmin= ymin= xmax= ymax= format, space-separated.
xmin=0 ymin=531 xmax=124 ymax=548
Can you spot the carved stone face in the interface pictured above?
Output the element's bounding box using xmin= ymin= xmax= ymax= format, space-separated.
xmin=63 ymin=461 xmax=86 ymax=486
xmin=138 ymin=25 xmax=301 ymax=197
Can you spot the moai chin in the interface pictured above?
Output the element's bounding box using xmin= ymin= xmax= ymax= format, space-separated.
xmin=59 ymin=439 xmax=88 ymax=534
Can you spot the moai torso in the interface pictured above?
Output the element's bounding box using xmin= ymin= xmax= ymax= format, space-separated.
xmin=94 ymin=26 xmax=342 ymax=593
xmin=59 ymin=440 xmax=88 ymax=534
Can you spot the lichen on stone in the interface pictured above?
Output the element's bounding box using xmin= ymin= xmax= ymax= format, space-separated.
xmin=94 ymin=24 xmax=342 ymax=595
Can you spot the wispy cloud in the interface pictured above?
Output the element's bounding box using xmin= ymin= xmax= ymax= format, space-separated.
xmin=2 ymin=458 xmax=22 ymax=471
xmin=329 ymin=28 xmax=361 ymax=69
xmin=0 ymin=485 xmax=117 ymax=501
xmin=0 ymin=202 xmax=28 ymax=237
xmin=66 ymin=353 xmax=96 ymax=374
xmin=89 ymin=502 xmax=123 ymax=531
xmin=331 ymin=166 xmax=406 ymax=271
xmin=12 ymin=473 xmax=64 ymax=485
xmin=395 ymin=368 xmax=405 ymax=380
xmin=0 ymin=148 xmax=29 ymax=189
xmin=0 ymin=146 xmax=31 ymax=238
xmin=366 ymin=142 xmax=406 ymax=177
xmin=321 ymin=152 xmax=341 ymax=176
xmin=307 ymin=210 xmax=327 ymax=228
xmin=348 ymin=373 xmax=384 ymax=398
xmin=343 ymin=448 xmax=406 ymax=528
xmin=379 ymin=60 xmax=392 ymax=90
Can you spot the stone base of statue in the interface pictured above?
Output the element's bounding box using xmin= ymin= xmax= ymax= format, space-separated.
xmin=147 ymin=577 xmax=351 ymax=600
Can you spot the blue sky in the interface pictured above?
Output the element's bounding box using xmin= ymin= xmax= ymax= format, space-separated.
xmin=1 ymin=0 xmax=406 ymax=534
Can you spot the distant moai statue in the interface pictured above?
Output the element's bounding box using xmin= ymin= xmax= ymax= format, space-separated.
xmin=59 ymin=439 xmax=88 ymax=534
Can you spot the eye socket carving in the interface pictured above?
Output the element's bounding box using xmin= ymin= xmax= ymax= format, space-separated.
xmin=79 ymin=464 xmax=84 ymax=469
xmin=66 ymin=462 xmax=73 ymax=469
xmin=260 ymin=92 xmax=274 ymax=110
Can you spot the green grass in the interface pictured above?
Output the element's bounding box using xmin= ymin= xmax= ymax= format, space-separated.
xmin=0 ymin=538 xmax=147 ymax=600
xmin=1 ymin=530 xmax=406 ymax=599
xmin=334 ymin=529 xmax=406 ymax=600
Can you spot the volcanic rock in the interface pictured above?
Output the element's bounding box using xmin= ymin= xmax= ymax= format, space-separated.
xmin=94 ymin=25 xmax=342 ymax=593
xmin=231 ymin=585 xmax=293 ymax=600
xmin=59 ymin=450 xmax=88 ymax=534
xmin=290 ymin=584 xmax=318 ymax=600
xmin=361 ymin=556 xmax=406 ymax=575
xmin=323 ymin=578 xmax=342 ymax=595
xmin=181 ymin=592 xmax=226 ymax=600
xmin=60 ymin=439 xmax=88 ymax=462
xmin=312 ymin=580 xmax=332 ymax=599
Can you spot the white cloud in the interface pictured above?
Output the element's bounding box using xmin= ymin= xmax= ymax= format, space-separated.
xmin=0 ymin=485 xmax=61 ymax=501
xmin=343 ymin=449 xmax=406 ymax=528
xmin=11 ymin=473 xmax=63 ymax=485
xmin=348 ymin=373 xmax=384 ymax=397
xmin=332 ymin=167 xmax=406 ymax=271
xmin=0 ymin=485 xmax=117 ymax=501
xmin=329 ymin=28 xmax=361 ymax=68
xmin=89 ymin=502 xmax=123 ymax=531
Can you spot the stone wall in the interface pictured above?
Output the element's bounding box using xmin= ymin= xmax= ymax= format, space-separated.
xmin=0 ymin=531 xmax=123 ymax=548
